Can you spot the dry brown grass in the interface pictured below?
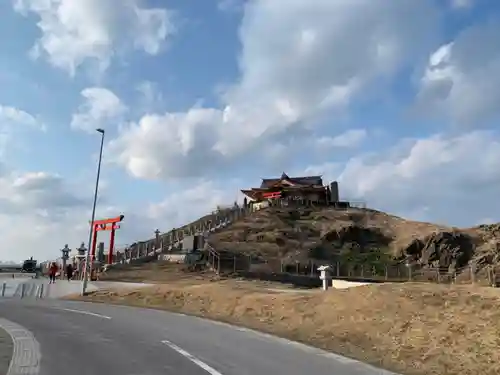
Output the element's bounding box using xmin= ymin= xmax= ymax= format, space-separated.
xmin=69 ymin=281 xmax=500 ymax=375
xmin=210 ymin=207 xmax=452 ymax=259
xmin=99 ymin=262 xmax=216 ymax=284
xmin=99 ymin=262 xmax=301 ymax=290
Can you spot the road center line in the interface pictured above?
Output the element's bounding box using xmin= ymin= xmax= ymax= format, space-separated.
xmin=161 ymin=339 xmax=223 ymax=375
xmin=57 ymin=308 xmax=112 ymax=319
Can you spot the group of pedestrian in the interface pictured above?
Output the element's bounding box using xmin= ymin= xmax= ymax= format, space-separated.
xmin=48 ymin=262 xmax=74 ymax=284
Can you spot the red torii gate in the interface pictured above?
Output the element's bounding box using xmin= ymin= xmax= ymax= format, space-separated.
xmin=90 ymin=215 xmax=124 ymax=265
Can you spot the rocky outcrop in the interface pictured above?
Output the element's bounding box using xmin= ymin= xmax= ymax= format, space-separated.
xmin=307 ymin=225 xmax=392 ymax=261
xmin=322 ymin=225 xmax=391 ymax=250
xmin=403 ymin=232 xmax=474 ymax=271
xmin=208 ymin=206 xmax=500 ymax=275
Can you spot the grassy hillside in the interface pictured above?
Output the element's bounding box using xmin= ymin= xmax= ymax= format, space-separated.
xmin=208 ymin=206 xmax=500 ymax=274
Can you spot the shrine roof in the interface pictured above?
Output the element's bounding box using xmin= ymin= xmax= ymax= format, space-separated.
xmin=260 ymin=173 xmax=323 ymax=188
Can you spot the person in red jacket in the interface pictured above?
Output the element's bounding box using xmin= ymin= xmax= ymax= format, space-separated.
xmin=49 ymin=262 xmax=59 ymax=284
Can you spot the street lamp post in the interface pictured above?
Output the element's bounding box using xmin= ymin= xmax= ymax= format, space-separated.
xmin=81 ymin=128 xmax=105 ymax=295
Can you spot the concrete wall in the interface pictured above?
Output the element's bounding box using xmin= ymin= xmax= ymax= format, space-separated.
xmin=253 ymin=201 xmax=269 ymax=210
xmin=234 ymin=271 xmax=322 ymax=288
xmin=331 ymin=280 xmax=372 ymax=289
xmin=158 ymin=254 xmax=186 ymax=263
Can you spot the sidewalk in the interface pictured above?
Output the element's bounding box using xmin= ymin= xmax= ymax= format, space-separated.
xmin=0 ymin=327 xmax=13 ymax=375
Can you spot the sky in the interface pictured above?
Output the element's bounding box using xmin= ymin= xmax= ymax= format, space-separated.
xmin=1 ymin=0 xmax=500 ymax=262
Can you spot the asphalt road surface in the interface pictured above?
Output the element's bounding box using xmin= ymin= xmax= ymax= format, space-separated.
xmin=0 ymin=298 xmax=399 ymax=375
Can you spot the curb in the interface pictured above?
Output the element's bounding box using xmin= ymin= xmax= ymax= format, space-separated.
xmin=0 ymin=318 xmax=40 ymax=375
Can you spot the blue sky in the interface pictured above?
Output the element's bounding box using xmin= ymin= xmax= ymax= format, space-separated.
xmin=1 ymin=0 xmax=500 ymax=261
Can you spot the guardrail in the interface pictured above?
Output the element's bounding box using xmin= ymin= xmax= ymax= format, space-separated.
xmin=206 ymin=244 xmax=221 ymax=274
xmin=1 ymin=281 xmax=45 ymax=299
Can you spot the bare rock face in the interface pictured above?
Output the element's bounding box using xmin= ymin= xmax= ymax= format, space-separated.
xmin=322 ymin=225 xmax=391 ymax=250
xmin=404 ymin=232 xmax=474 ymax=271
xmin=308 ymin=225 xmax=392 ymax=260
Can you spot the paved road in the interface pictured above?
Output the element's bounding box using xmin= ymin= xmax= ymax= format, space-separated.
xmin=0 ymin=298 xmax=398 ymax=375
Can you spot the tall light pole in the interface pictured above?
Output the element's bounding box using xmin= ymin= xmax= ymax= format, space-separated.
xmin=81 ymin=128 xmax=105 ymax=295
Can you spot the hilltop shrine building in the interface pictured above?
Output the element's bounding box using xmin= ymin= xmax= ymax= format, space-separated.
xmin=241 ymin=173 xmax=340 ymax=209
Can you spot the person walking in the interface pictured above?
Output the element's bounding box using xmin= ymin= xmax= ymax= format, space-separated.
xmin=66 ymin=263 xmax=74 ymax=281
xmin=49 ymin=262 xmax=58 ymax=284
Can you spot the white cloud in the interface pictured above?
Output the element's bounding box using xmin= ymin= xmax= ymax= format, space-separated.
xmin=0 ymin=105 xmax=44 ymax=130
xmin=0 ymin=168 xmax=89 ymax=261
xmin=109 ymin=0 xmax=439 ymax=180
xmin=417 ymin=18 xmax=500 ymax=126
xmin=449 ymin=0 xmax=474 ymax=9
xmin=0 ymin=105 xmax=46 ymax=157
xmin=217 ymin=0 xmax=245 ymax=13
xmin=135 ymin=81 xmax=165 ymax=114
xmin=7 ymin=0 xmax=500 ymax=263
xmin=0 ymin=164 xmax=243 ymax=261
xmin=13 ymin=0 xmax=176 ymax=75
xmin=309 ymin=130 xmax=500 ymax=226
xmin=71 ymin=88 xmax=127 ymax=133
xmin=6 ymin=128 xmax=500 ymax=261
xmin=147 ymin=180 xmax=242 ymax=228
xmin=108 ymin=108 xmax=226 ymax=179
xmin=316 ymin=129 xmax=367 ymax=149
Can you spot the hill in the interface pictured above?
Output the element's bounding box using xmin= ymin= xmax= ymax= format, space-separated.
xmin=103 ymin=204 xmax=500 ymax=285
xmin=207 ymin=205 xmax=500 ymax=278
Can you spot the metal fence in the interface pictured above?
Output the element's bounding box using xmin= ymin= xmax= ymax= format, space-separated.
xmin=208 ymin=250 xmax=498 ymax=287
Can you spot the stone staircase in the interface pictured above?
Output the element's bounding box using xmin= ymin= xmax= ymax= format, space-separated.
xmin=105 ymin=201 xmax=329 ymax=275
xmin=105 ymin=204 xmax=266 ymax=273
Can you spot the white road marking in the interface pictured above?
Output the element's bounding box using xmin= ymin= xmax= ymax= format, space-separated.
xmin=161 ymin=339 xmax=223 ymax=375
xmin=57 ymin=308 xmax=112 ymax=319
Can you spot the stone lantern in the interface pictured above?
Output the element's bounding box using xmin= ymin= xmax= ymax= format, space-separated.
xmin=317 ymin=265 xmax=332 ymax=291
xmin=155 ymin=229 xmax=161 ymax=250
xmin=61 ymin=244 xmax=71 ymax=278
xmin=76 ymin=242 xmax=87 ymax=278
